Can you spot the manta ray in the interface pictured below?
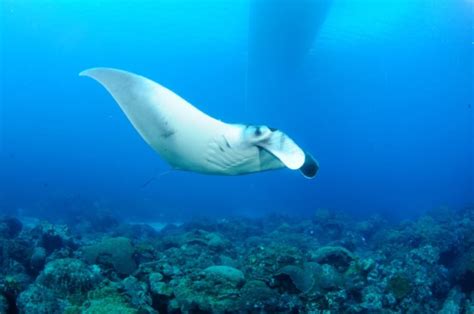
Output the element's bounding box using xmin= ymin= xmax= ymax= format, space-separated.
xmin=80 ymin=68 xmax=318 ymax=178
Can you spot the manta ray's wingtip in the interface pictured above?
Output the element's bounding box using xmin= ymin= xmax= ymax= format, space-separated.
xmin=79 ymin=68 xmax=102 ymax=77
xmin=300 ymin=153 xmax=319 ymax=179
xmin=80 ymin=67 xmax=121 ymax=77
xmin=79 ymin=67 xmax=133 ymax=82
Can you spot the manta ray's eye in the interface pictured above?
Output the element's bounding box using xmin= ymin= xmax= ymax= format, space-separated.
xmin=244 ymin=125 xmax=270 ymax=142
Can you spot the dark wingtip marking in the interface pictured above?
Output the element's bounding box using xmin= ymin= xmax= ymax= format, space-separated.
xmin=300 ymin=153 xmax=319 ymax=179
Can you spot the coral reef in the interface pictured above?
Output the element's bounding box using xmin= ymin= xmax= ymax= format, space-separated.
xmin=17 ymin=283 xmax=68 ymax=314
xmin=36 ymin=258 xmax=101 ymax=298
xmin=0 ymin=206 xmax=473 ymax=313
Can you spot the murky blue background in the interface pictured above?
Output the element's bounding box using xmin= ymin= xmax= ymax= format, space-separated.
xmin=0 ymin=0 xmax=472 ymax=221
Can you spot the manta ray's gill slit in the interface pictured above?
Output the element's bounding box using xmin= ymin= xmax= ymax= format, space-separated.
xmin=279 ymin=133 xmax=286 ymax=149
xmin=222 ymin=135 xmax=232 ymax=148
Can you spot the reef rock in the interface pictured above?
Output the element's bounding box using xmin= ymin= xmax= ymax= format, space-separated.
xmin=17 ymin=284 xmax=67 ymax=314
xmin=149 ymin=272 xmax=173 ymax=297
xmin=82 ymin=237 xmax=136 ymax=275
xmin=30 ymin=247 xmax=47 ymax=272
xmin=0 ymin=216 xmax=22 ymax=239
xmin=173 ymin=266 xmax=245 ymax=312
xmin=274 ymin=265 xmax=313 ymax=293
xmin=203 ymin=265 xmax=245 ymax=285
xmin=122 ymin=276 xmax=153 ymax=312
xmin=238 ymin=280 xmax=279 ymax=311
xmin=387 ymin=273 xmax=412 ymax=299
xmin=275 ymin=262 xmax=343 ymax=293
xmin=311 ymin=246 xmax=355 ymax=272
xmin=79 ymin=284 xmax=138 ymax=314
xmin=439 ymin=287 xmax=464 ymax=314
xmin=30 ymin=222 xmax=75 ymax=253
xmin=0 ymin=294 xmax=8 ymax=313
xmin=175 ymin=229 xmax=230 ymax=251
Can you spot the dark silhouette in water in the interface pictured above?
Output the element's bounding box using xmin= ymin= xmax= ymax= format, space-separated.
xmin=247 ymin=0 xmax=332 ymax=112
xmin=248 ymin=0 xmax=332 ymax=73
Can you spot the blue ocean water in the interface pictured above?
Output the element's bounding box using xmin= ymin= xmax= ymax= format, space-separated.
xmin=0 ymin=0 xmax=472 ymax=222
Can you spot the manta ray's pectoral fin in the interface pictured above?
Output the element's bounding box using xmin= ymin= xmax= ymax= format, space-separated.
xmin=79 ymin=68 xmax=185 ymax=154
xmin=257 ymin=130 xmax=319 ymax=178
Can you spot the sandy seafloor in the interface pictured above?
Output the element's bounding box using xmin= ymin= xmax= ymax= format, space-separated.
xmin=0 ymin=206 xmax=473 ymax=313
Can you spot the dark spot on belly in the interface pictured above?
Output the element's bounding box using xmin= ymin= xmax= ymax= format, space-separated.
xmin=160 ymin=120 xmax=176 ymax=139
xmin=161 ymin=129 xmax=176 ymax=139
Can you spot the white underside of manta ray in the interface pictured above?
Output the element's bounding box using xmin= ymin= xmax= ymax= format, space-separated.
xmin=80 ymin=68 xmax=319 ymax=178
